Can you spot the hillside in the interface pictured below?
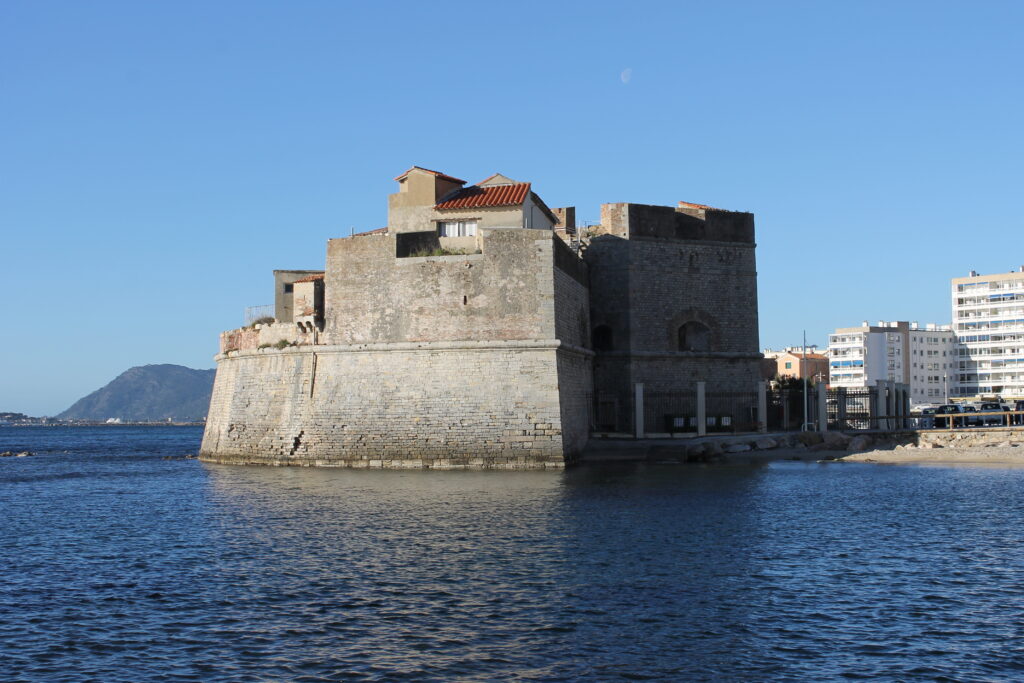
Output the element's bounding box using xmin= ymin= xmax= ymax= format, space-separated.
xmin=58 ymin=364 xmax=216 ymax=422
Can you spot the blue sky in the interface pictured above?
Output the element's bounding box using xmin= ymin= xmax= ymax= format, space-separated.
xmin=3 ymin=1 xmax=1023 ymax=415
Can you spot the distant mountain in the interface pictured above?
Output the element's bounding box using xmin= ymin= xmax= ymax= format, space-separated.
xmin=58 ymin=364 xmax=216 ymax=422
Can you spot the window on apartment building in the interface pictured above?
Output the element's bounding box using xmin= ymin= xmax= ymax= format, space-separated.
xmin=438 ymin=220 xmax=478 ymax=237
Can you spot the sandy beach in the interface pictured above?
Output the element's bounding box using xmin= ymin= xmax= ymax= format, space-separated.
xmin=837 ymin=444 xmax=1024 ymax=465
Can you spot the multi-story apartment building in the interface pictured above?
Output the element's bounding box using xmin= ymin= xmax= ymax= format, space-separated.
xmin=952 ymin=267 xmax=1024 ymax=400
xmin=828 ymin=321 xmax=953 ymax=405
xmin=908 ymin=323 xmax=955 ymax=404
xmin=828 ymin=321 xmax=907 ymax=389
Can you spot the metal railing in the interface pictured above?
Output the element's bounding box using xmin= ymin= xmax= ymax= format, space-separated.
xmin=593 ymin=384 xmax=763 ymax=437
xmin=587 ymin=381 xmax=1021 ymax=438
xmin=829 ymin=409 xmax=1024 ymax=431
xmin=244 ymin=304 xmax=275 ymax=326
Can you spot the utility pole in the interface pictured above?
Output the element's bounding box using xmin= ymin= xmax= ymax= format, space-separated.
xmin=803 ymin=330 xmax=809 ymax=430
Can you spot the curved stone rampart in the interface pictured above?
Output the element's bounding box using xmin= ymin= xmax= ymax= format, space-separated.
xmin=200 ymin=340 xmax=592 ymax=469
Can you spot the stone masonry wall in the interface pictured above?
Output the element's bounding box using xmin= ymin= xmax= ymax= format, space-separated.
xmin=323 ymin=229 xmax=557 ymax=345
xmin=586 ymin=202 xmax=762 ymax=423
xmin=220 ymin=322 xmax=316 ymax=353
xmin=200 ymin=342 xmax=574 ymax=468
xmin=552 ymin=239 xmax=590 ymax=349
xmin=625 ymin=237 xmax=759 ymax=355
xmin=556 ymin=349 xmax=593 ymax=454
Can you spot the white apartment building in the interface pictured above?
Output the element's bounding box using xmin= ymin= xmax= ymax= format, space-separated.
xmin=952 ymin=267 xmax=1024 ymax=400
xmin=908 ymin=324 xmax=955 ymax=403
xmin=828 ymin=321 xmax=953 ymax=405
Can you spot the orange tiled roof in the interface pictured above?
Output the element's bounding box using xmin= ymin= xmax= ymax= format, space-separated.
xmin=678 ymin=201 xmax=718 ymax=210
xmin=292 ymin=273 xmax=325 ymax=283
xmin=435 ymin=182 xmax=531 ymax=210
xmin=394 ymin=166 xmax=466 ymax=184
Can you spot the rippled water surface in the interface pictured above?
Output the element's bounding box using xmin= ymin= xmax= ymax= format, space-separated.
xmin=2 ymin=426 xmax=1024 ymax=681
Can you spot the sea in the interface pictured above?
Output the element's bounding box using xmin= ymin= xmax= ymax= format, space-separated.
xmin=1 ymin=426 xmax=1023 ymax=682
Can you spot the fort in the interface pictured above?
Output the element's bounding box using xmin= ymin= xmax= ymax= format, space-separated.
xmin=199 ymin=167 xmax=762 ymax=468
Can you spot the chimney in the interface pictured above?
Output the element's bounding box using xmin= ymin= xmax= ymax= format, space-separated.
xmin=969 ymin=270 xmax=978 ymax=277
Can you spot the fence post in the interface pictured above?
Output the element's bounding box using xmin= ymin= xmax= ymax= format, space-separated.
xmin=757 ymin=381 xmax=767 ymax=433
xmin=838 ymin=387 xmax=847 ymax=430
xmin=902 ymin=385 xmax=911 ymax=429
xmin=817 ymin=383 xmax=828 ymax=433
xmin=634 ymin=383 xmax=644 ymax=440
xmin=887 ymin=380 xmax=897 ymax=431
xmin=697 ymin=381 xmax=707 ymax=437
xmin=872 ymin=381 xmax=884 ymax=431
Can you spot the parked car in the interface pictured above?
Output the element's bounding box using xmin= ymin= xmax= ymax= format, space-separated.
xmin=977 ymin=402 xmax=1010 ymax=427
xmin=912 ymin=407 xmax=936 ymax=430
xmin=933 ymin=404 xmax=964 ymax=429
xmin=960 ymin=404 xmax=980 ymax=427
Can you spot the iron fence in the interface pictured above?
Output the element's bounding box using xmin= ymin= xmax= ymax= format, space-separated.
xmin=706 ymin=391 xmax=760 ymax=433
xmin=594 ymin=386 xmax=771 ymax=436
xmin=644 ymin=391 xmax=698 ymax=434
xmin=766 ymin=387 xmax=820 ymax=431
xmin=827 ymin=387 xmax=875 ymax=430
xmin=244 ymin=304 xmax=275 ymax=326
xmin=591 ymin=391 xmax=634 ymax=434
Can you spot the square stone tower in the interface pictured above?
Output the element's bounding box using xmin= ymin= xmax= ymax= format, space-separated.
xmin=584 ymin=201 xmax=762 ymax=431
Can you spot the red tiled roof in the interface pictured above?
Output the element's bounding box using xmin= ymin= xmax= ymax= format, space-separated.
xmin=352 ymin=227 xmax=388 ymax=237
xmin=678 ymin=201 xmax=717 ymax=210
xmin=435 ymin=183 xmax=531 ymax=210
xmin=292 ymin=273 xmax=325 ymax=283
xmin=393 ymin=166 xmax=466 ymax=184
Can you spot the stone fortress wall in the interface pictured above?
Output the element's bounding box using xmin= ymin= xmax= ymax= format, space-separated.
xmin=201 ymin=341 xmax=573 ymax=469
xmin=201 ymin=168 xmax=761 ymax=468
xmin=203 ymin=225 xmax=593 ymax=468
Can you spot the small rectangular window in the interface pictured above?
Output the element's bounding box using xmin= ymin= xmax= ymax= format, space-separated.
xmin=438 ymin=220 xmax=478 ymax=237
xmin=284 ymin=283 xmax=293 ymax=293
